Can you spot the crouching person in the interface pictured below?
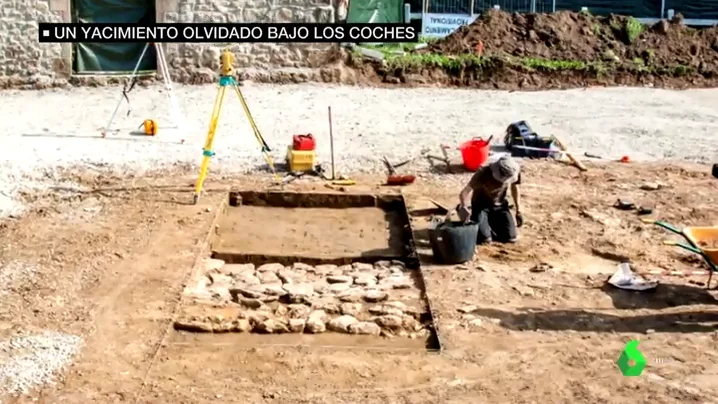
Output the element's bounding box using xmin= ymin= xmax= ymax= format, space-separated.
xmin=457 ymin=155 xmax=524 ymax=244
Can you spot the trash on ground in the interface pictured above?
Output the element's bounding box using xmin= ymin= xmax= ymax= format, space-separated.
xmin=607 ymin=263 xmax=659 ymax=291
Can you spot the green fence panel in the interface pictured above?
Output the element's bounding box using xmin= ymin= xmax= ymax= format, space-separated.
xmin=72 ymin=0 xmax=156 ymax=73
xmin=348 ymin=0 xmax=404 ymax=23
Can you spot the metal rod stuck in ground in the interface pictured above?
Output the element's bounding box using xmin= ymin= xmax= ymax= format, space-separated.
xmin=328 ymin=106 xmax=335 ymax=180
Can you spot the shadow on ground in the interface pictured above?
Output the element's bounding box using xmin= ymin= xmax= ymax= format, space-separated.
xmin=600 ymin=282 xmax=718 ymax=310
xmin=472 ymin=306 xmax=718 ymax=333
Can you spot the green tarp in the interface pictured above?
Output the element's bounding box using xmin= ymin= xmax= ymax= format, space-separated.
xmin=72 ymin=0 xmax=156 ymax=73
xmin=347 ymin=0 xmax=404 ymax=23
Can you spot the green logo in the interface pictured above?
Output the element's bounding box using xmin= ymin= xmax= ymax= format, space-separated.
xmin=616 ymin=340 xmax=647 ymax=376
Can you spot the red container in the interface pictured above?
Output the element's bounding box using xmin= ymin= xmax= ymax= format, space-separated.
xmin=458 ymin=137 xmax=490 ymax=171
xmin=293 ymin=134 xmax=316 ymax=151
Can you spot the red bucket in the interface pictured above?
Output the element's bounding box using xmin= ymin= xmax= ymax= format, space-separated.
xmin=458 ymin=138 xmax=490 ymax=171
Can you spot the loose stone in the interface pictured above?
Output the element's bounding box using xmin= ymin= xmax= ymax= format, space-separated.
xmin=352 ymin=262 xmax=374 ymax=271
xmin=312 ymin=264 xmax=337 ymax=275
xmin=368 ymin=305 xmax=402 ymax=316
xmin=327 ymin=275 xmax=353 ymax=284
xmin=229 ymin=286 xmax=264 ymax=299
xmin=282 ymin=283 xmax=314 ymax=302
xmin=291 ymin=262 xmax=314 ymax=271
xmin=258 ymin=271 xmax=281 ymax=284
xmin=263 ymin=284 xmax=287 ymax=296
xmin=257 ymin=263 xmax=284 ymax=273
xmin=348 ymin=322 xmax=381 ymax=335
xmin=238 ymin=297 xmax=263 ymax=309
xmin=364 ymin=290 xmax=388 ymax=303
xmin=328 ymin=283 xmax=351 ymax=294
xmin=340 ymin=303 xmax=363 ymax=316
xmin=254 ymin=319 xmax=288 ymax=334
xmin=221 ymin=263 xmax=255 ymax=276
xmin=375 ymin=315 xmax=403 ymax=330
xmin=327 ymin=315 xmax=359 ymax=333
xmin=305 ymin=310 xmax=328 ymax=333
xmin=288 ymin=318 xmax=306 ymax=333
xmin=287 ymin=304 xmax=311 ymax=319
xmin=354 ymin=275 xmax=377 ymax=286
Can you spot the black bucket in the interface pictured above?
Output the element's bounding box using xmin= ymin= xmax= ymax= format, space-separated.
xmin=428 ymin=221 xmax=479 ymax=265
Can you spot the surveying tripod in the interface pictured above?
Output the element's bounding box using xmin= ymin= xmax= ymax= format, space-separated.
xmin=192 ymin=50 xmax=278 ymax=205
xmin=102 ymin=42 xmax=185 ymax=140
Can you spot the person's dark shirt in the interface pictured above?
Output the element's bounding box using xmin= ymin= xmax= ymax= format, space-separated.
xmin=467 ymin=165 xmax=521 ymax=207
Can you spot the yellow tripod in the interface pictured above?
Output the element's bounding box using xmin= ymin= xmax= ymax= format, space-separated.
xmin=192 ymin=50 xmax=279 ymax=205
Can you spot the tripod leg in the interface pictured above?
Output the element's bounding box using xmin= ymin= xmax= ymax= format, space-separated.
xmin=102 ymin=42 xmax=150 ymax=137
xmin=156 ymin=44 xmax=185 ymax=139
xmin=193 ymin=85 xmax=227 ymax=204
xmin=231 ymin=83 xmax=279 ymax=176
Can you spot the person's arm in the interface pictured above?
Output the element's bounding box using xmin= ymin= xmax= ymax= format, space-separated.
xmin=459 ymin=184 xmax=473 ymax=208
xmin=510 ymin=183 xmax=521 ymax=214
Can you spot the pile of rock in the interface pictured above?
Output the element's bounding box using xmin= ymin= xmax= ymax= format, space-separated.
xmin=176 ymin=260 xmax=429 ymax=338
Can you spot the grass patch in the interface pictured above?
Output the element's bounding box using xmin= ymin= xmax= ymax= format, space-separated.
xmin=353 ymin=48 xmax=695 ymax=79
xmin=592 ymin=24 xmax=602 ymax=36
xmin=518 ymin=58 xmax=586 ymax=71
xmin=384 ymin=53 xmax=487 ymax=70
xmin=380 ymin=52 xmax=601 ymax=74
xmin=625 ymin=17 xmax=644 ymax=44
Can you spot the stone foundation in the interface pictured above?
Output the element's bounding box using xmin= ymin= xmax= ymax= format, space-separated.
xmin=175 ymin=259 xmax=431 ymax=338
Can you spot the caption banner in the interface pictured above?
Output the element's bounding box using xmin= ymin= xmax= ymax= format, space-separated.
xmin=38 ymin=23 xmax=421 ymax=43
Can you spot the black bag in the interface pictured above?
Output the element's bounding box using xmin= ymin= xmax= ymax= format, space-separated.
xmin=504 ymin=121 xmax=558 ymax=159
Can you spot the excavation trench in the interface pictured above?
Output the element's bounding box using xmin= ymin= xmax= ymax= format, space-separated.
xmin=176 ymin=191 xmax=442 ymax=351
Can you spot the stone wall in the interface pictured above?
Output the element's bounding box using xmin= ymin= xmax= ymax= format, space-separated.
xmin=0 ymin=0 xmax=66 ymax=87
xmin=164 ymin=0 xmax=344 ymax=84
xmin=0 ymin=0 xmax=347 ymax=87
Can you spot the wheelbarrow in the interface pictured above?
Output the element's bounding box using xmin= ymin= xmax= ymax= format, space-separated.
xmin=642 ymin=219 xmax=718 ymax=289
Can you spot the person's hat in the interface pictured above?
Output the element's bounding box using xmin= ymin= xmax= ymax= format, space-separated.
xmin=490 ymin=155 xmax=520 ymax=183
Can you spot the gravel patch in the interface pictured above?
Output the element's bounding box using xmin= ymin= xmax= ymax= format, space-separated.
xmin=0 ymin=262 xmax=37 ymax=299
xmin=0 ymin=332 xmax=83 ymax=396
xmin=0 ymin=84 xmax=717 ymax=217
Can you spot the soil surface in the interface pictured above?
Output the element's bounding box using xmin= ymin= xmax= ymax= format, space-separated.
xmin=351 ymin=10 xmax=718 ymax=90
xmin=0 ymin=160 xmax=717 ymax=403
xmin=213 ymin=206 xmax=402 ymax=258
xmin=428 ymin=11 xmax=718 ymax=67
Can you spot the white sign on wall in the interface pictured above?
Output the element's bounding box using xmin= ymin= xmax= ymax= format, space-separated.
xmin=421 ymin=13 xmax=478 ymax=38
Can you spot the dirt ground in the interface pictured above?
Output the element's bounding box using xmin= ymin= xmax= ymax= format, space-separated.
xmin=1 ymin=159 xmax=717 ymax=403
xmin=214 ymin=205 xmax=401 ymax=258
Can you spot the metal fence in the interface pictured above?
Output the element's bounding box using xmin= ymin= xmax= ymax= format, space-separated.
xmin=409 ymin=0 xmax=556 ymax=14
xmin=408 ymin=0 xmax=718 ymax=22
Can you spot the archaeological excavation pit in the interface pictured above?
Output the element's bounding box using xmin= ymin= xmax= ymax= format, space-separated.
xmin=174 ymin=191 xmax=441 ymax=351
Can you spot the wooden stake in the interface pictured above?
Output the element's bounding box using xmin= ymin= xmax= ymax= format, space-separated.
xmin=552 ymin=134 xmax=587 ymax=171
xmin=328 ymin=106 xmax=335 ymax=180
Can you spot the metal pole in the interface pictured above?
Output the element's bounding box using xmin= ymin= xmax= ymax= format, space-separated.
xmin=421 ymin=0 xmax=427 ymax=36
xmin=404 ymin=3 xmax=411 ymax=23
xmin=156 ymin=44 xmax=186 ymax=144
xmin=552 ymin=0 xmax=556 ymax=12
xmin=660 ymin=0 xmax=665 ymax=18
xmin=101 ymin=42 xmax=150 ymax=137
xmin=328 ymin=106 xmax=335 ymax=180
xmin=530 ymin=0 xmax=536 ymax=12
